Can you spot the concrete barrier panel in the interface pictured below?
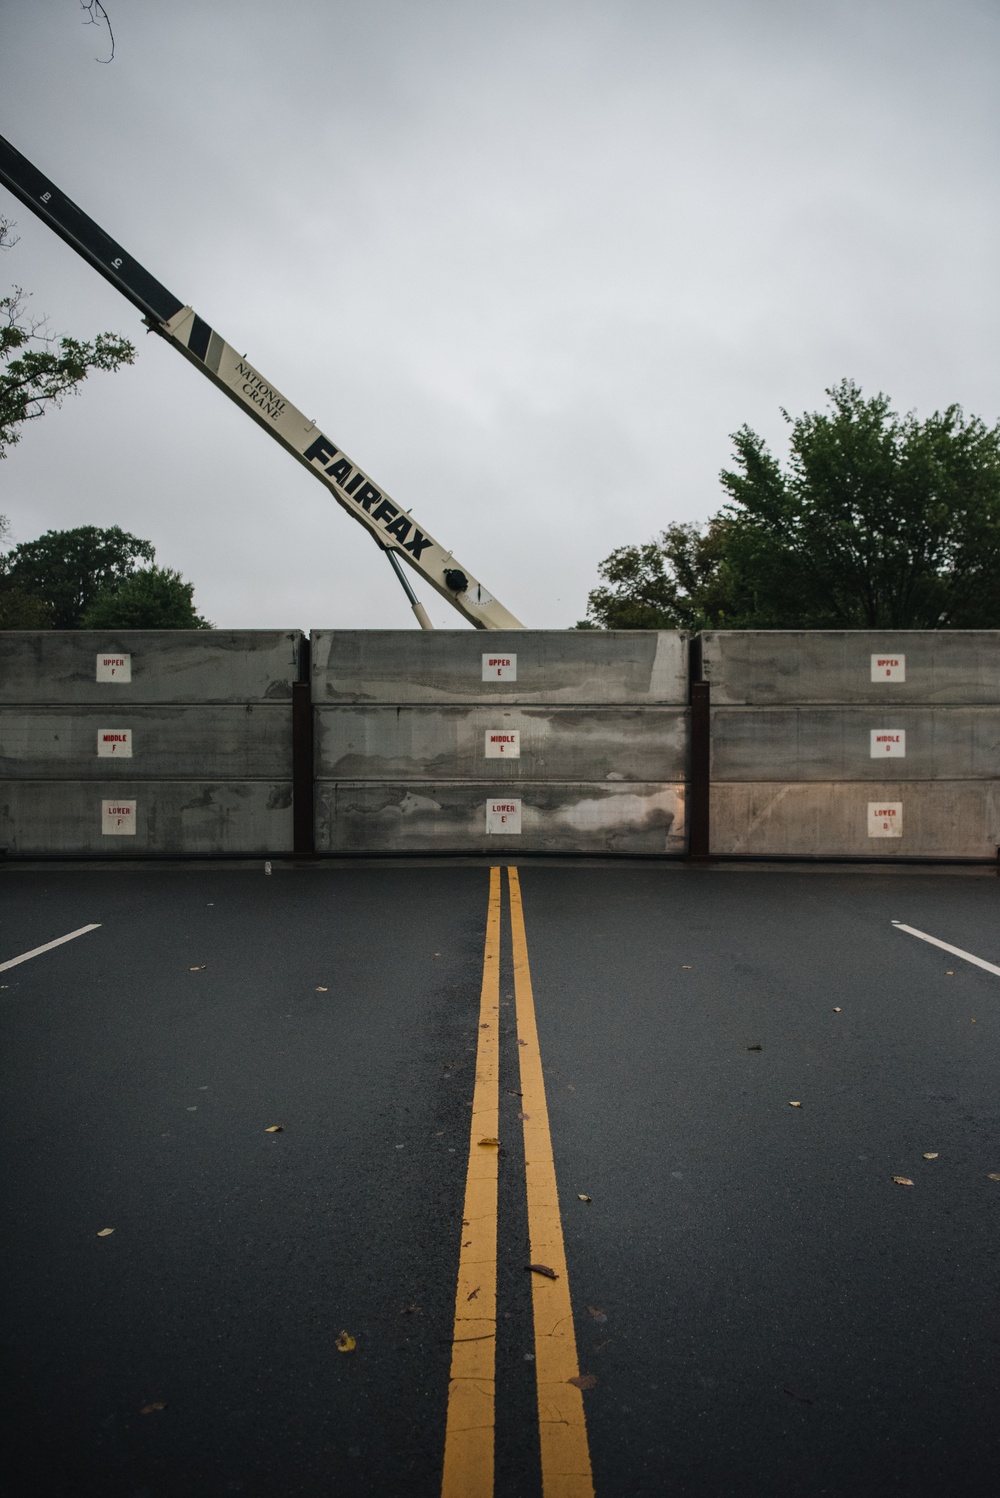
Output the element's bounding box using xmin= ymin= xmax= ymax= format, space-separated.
xmin=711 ymin=707 xmax=1000 ymax=780
xmin=315 ymin=706 xmax=688 ymax=782
xmin=0 ymin=631 xmax=303 ymax=704
xmin=711 ymin=781 xmax=1000 ymax=858
xmin=699 ymin=632 xmax=1000 ymax=705
xmin=0 ymin=705 xmax=292 ymax=779
xmin=0 ymin=781 xmax=293 ymax=855
xmin=311 ymin=630 xmax=689 ymax=705
xmin=315 ymin=781 xmax=686 ymax=854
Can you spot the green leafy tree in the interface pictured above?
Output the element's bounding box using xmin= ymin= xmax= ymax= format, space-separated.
xmin=579 ymin=381 xmax=1000 ymax=629
xmin=0 ymin=513 xmax=52 ymax=628
xmin=579 ymin=520 xmax=734 ymax=629
xmin=82 ymin=566 xmax=212 ymax=629
xmin=1 ymin=216 xmax=135 ymax=460
xmin=3 ymin=525 xmax=155 ymax=628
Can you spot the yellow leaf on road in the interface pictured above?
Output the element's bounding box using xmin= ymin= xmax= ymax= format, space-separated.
xmin=988 ymin=1174 xmax=1000 ymax=1182
xmin=578 ymin=1194 xmax=592 ymax=1203
xmin=789 ymin=1101 xmax=802 ymax=1108
xmin=892 ymin=1176 xmax=915 ymax=1186
xmin=477 ymin=1137 xmax=500 ymax=1148
xmin=264 ymin=1125 xmax=284 ymax=1133
xmin=335 ymin=1331 xmax=356 ymax=1353
xmin=923 ymin=1153 xmax=939 ymax=1160
xmin=97 ymin=1227 xmax=115 ymax=1237
xmin=315 ymin=986 xmax=328 ymax=992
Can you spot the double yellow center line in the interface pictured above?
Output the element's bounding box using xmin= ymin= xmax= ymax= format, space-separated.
xmin=441 ymin=866 xmax=594 ymax=1498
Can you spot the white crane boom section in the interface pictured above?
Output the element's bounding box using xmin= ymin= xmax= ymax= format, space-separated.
xmin=0 ymin=132 xmax=523 ymax=630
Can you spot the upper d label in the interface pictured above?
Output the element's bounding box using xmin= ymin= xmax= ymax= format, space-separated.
xmin=870 ymin=653 xmax=905 ymax=682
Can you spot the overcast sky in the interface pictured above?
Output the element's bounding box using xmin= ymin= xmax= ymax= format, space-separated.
xmin=1 ymin=0 xmax=998 ymax=629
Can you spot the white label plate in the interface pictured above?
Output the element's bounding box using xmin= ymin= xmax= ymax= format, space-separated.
xmin=485 ymin=730 xmax=520 ymax=759
xmin=96 ymin=653 xmax=131 ymax=682
xmin=98 ymin=729 xmax=133 ymax=758
xmin=871 ymin=653 xmax=905 ymax=682
xmin=102 ymin=799 xmax=137 ymax=835
xmin=486 ymin=798 xmax=522 ymax=834
xmin=482 ymin=653 xmax=516 ymax=681
xmin=870 ymin=730 xmax=905 ymax=758
xmin=867 ymin=801 xmax=902 ymax=838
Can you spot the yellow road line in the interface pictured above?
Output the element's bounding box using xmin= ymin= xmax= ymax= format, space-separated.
xmin=508 ymin=866 xmax=595 ymax=1498
xmin=441 ymin=865 xmax=502 ymax=1498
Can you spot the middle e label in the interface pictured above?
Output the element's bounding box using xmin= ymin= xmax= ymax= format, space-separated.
xmin=485 ymin=730 xmax=520 ymax=759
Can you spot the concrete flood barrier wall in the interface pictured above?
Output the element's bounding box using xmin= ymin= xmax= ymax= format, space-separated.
xmin=0 ymin=631 xmax=302 ymax=855
xmin=3 ymin=628 xmax=997 ymax=860
xmin=698 ymin=631 xmax=1000 ymax=859
xmin=310 ymin=631 xmax=689 ymax=854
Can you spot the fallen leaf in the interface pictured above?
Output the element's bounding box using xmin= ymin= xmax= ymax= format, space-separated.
xmin=923 ymin=1152 xmax=939 ymax=1160
xmin=783 ymin=1388 xmax=813 ymax=1404
xmin=892 ymin=1176 xmax=914 ymax=1187
xmin=946 ymin=970 xmax=954 ymax=975
xmin=518 ymin=1112 xmax=531 ymax=1121
xmin=335 ymin=1331 xmax=357 ymax=1353
xmin=681 ymin=965 xmax=692 ymax=969
xmin=988 ymin=1174 xmax=1000 ymax=1182
xmin=315 ymin=986 xmax=328 ymax=992
xmin=188 ymin=966 xmax=206 ymax=972
xmin=788 ymin=1101 xmax=802 ymax=1108
xmin=578 ymin=1194 xmax=592 ymax=1203
xmin=467 ymin=1287 xmax=480 ymax=1301
xmin=478 ymin=1137 xmax=500 ymax=1148
xmin=96 ymin=1227 xmax=115 ymax=1237
xmin=587 ymin=1306 xmax=607 ymax=1322
xmin=568 ymin=1373 xmax=598 ymax=1390
xmin=264 ymin=1125 xmax=284 ymax=1133
xmin=527 ymin=1263 xmax=558 ymax=1279
xmin=140 ymin=1402 xmax=167 ymax=1414
xmin=480 ymin=1023 xmax=490 ymax=1029
xmin=747 ymin=1044 xmax=762 ymax=1051
xmin=833 ymin=1007 xmax=842 ymax=1012
xmin=518 ymin=1039 xmax=528 ymax=1047
xmin=400 ymin=1305 xmax=422 ymax=1315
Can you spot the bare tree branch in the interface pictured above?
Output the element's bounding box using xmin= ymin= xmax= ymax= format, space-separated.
xmin=80 ymin=1 xmax=115 ymax=63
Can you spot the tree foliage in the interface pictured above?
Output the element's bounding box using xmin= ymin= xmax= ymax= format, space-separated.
xmin=1 ymin=216 xmax=135 ymax=461
xmin=82 ymin=566 xmax=212 ymax=629
xmin=4 ymin=525 xmax=155 ymax=628
xmin=580 ymin=381 xmax=1000 ymax=630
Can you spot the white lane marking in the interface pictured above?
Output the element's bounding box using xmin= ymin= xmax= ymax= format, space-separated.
xmin=892 ymin=921 xmax=1000 ymax=979
xmin=0 ymin=924 xmax=102 ymax=974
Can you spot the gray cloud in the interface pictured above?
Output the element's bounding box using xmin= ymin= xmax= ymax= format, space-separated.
xmin=1 ymin=0 xmax=997 ymax=627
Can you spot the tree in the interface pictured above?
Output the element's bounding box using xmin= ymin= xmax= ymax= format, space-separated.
xmin=0 ymin=512 xmax=52 ymax=628
xmin=1 ymin=216 xmax=135 ymax=461
xmin=579 ymin=381 xmax=1000 ymax=630
xmin=3 ymin=525 xmax=155 ymax=627
xmin=82 ymin=566 xmax=212 ymax=629
xmin=579 ymin=520 xmax=734 ymax=629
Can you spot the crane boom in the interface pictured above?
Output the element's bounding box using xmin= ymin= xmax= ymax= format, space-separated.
xmin=0 ymin=133 xmax=524 ymax=630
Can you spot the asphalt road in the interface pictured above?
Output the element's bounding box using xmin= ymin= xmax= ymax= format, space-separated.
xmin=2 ymin=861 xmax=999 ymax=1498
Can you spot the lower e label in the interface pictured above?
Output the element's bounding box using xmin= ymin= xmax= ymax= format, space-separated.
xmin=867 ymin=801 xmax=902 ymax=838
xmin=102 ymin=799 xmax=137 ymax=835
xmin=486 ymin=798 xmax=522 ymax=834
xmin=485 ymin=730 xmax=520 ymax=758
xmin=98 ymin=729 xmax=133 ymax=758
